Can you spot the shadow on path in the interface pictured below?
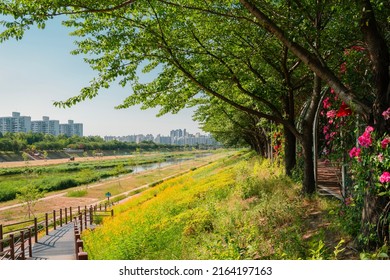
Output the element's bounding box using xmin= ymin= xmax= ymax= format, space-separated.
xmin=30 ymin=222 xmax=75 ymax=260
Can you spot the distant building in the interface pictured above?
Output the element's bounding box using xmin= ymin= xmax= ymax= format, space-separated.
xmin=0 ymin=112 xmax=83 ymax=137
xmin=0 ymin=112 xmax=31 ymax=134
xmin=59 ymin=120 xmax=83 ymax=137
xmin=31 ymin=116 xmax=60 ymax=136
xmin=104 ymin=129 xmax=219 ymax=147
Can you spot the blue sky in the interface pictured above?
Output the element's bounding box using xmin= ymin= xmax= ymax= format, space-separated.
xmin=0 ymin=17 xmax=202 ymax=137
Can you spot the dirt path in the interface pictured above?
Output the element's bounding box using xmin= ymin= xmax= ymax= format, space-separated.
xmin=0 ymin=154 xmax=137 ymax=168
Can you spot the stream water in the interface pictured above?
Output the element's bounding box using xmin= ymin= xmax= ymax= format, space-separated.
xmin=128 ymin=153 xmax=212 ymax=174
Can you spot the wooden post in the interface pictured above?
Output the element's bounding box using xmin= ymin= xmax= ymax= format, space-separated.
xmin=111 ymin=209 xmax=114 ymax=217
xmin=45 ymin=213 xmax=49 ymax=235
xmin=20 ymin=231 xmax=25 ymax=260
xmin=104 ymin=203 xmax=107 ymax=212
xmin=34 ymin=217 xmax=38 ymax=243
xmin=79 ymin=214 xmax=83 ymax=232
xmin=70 ymin=206 xmax=73 ymax=222
xmin=77 ymin=239 xmax=83 ymax=251
xmin=89 ymin=206 xmax=93 ymax=225
xmin=78 ymin=252 xmax=88 ymax=260
xmin=59 ymin=208 xmax=62 ymax=227
xmin=78 ymin=206 xmax=81 ymax=214
xmin=28 ymin=228 xmax=32 ymax=258
xmin=74 ymin=232 xmax=80 ymax=254
xmin=53 ymin=210 xmax=56 ymax=230
xmin=65 ymin=208 xmax=68 ymax=224
xmin=99 ymin=204 xmax=102 ymax=211
xmin=84 ymin=208 xmax=87 ymax=229
xmin=10 ymin=234 xmax=15 ymax=260
xmin=0 ymin=224 xmax=3 ymax=253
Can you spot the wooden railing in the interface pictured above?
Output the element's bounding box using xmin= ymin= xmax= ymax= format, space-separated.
xmin=0 ymin=202 xmax=114 ymax=260
xmin=73 ymin=206 xmax=114 ymax=260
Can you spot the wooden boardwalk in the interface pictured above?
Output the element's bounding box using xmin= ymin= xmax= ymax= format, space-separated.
xmin=317 ymin=160 xmax=343 ymax=200
xmin=30 ymin=222 xmax=76 ymax=260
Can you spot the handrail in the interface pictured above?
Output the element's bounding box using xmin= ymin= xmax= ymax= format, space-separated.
xmin=0 ymin=202 xmax=114 ymax=260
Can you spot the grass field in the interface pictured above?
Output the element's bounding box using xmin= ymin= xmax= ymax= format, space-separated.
xmin=82 ymin=152 xmax=358 ymax=260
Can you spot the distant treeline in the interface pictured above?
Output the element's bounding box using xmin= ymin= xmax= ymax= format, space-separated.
xmin=0 ymin=132 xmax=206 ymax=152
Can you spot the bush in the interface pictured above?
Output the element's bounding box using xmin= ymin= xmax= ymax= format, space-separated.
xmin=67 ymin=188 xmax=88 ymax=197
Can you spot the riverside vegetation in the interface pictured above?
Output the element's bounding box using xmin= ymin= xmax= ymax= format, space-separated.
xmin=0 ymin=151 xmax=208 ymax=203
xmin=82 ymin=152 xmax=362 ymax=260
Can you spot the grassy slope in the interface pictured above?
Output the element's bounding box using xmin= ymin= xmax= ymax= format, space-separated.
xmin=83 ymin=152 xmax=358 ymax=260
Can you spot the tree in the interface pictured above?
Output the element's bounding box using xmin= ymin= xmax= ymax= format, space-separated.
xmin=16 ymin=184 xmax=45 ymax=219
xmin=43 ymin=150 xmax=48 ymax=161
xmin=22 ymin=151 xmax=30 ymax=164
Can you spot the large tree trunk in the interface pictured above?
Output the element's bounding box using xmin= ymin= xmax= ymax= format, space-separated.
xmin=299 ymin=75 xmax=323 ymax=194
xmin=362 ymin=191 xmax=390 ymax=249
xmin=300 ymin=126 xmax=315 ymax=194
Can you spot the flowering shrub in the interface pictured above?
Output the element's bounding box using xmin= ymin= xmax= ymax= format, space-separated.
xmin=348 ymin=112 xmax=390 ymax=199
xmin=319 ymin=88 xmax=356 ymax=160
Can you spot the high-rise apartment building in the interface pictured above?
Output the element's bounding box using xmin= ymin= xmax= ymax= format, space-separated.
xmin=31 ymin=116 xmax=60 ymax=136
xmin=0 ymin=112 xmax=83 ymax=137
xmin=0 ymin=112 xmax=31 ymax=134
xmin=59 ymin=120 xmax=83 ymax=137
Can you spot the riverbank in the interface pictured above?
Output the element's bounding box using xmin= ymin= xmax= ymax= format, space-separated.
xmin=0 ymin=151 xmax=232 ymax=224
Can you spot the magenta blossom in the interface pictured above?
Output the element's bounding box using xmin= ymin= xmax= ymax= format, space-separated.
xmin=381 ymin=137 xmax=390 ymax=149
xmin=358 ymin=131 xmax=372 ymax=147
xmin=326 ymin=110 xmax=337 ymax=119
xmin=382 ymin=108 xmax=390 ymax=120
xmin=365 ymin=126 xmax=374 ymax=133
xmin=323 ymin=125 xmax=330 ymax=134
xmin=323 ymin=97 xmax=332 ymax=109
xmin=349 ymin=147 xmax=361 ymax=160
xmin=379 ymin=172 xmax=390 ymax=184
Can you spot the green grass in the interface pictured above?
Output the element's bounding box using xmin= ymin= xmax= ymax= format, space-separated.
xmin=82 ymin=153 xmax=356 ymax=260
xmin=67 ymin=188 xmax=88 ymax=197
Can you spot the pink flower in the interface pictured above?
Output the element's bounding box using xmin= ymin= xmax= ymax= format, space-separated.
xmin=351 ymin=45 xmax=365 ymax=52
xmin=365 ymin=126 xmax=374 ymax=133
xmin=326 ymin=110 xmax=337 ymax=119
xmin=358 ymin=132 xmax=372 ymax=147
xmin=325 ymin=133 xmax=330 ymax=140
xmin=323 ymin=97 xmax=332 ymax=109
xmin=378 ymin=153 xmax=384 ymax=163
xmin=349 ymin=147 xmax=361 ymax=160
xmin=382 ymin=108 xmax=390 ymax=120
xmin=379 ymin=171 xmax=390 ymax=184
xmin=358 ymin=127 xmax=374 ymax=148
xmin=381 ymin=137 xmax=390 ymax=149
xmin=323 ymin=125 xmax=330 ymax=134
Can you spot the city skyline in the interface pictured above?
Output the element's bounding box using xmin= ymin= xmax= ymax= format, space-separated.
xmin=0 ymin=111 xmax=214 ymax=144
xmin=104 ymin=128 xmax=218 ymax=146
xmin=0 ymin=16 xmax=203 ymax=137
